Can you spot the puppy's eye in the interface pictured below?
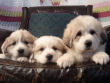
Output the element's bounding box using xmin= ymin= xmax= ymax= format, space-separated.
xmin=76 ymin=31 xmax=82 ymax=37
xmin=12 ymin=41 xmax=16 ymax=45
xmin=39 ymin=48 xmax=44 ymax=51
xmin=24 ymin=41 xmax=29 ymax=44
xmin=90 ymin=30 xmax=96 ymax=35
xmin=52 ymin=46 xmax=57 ymax=50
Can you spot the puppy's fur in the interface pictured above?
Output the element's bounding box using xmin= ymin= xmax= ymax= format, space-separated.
xmin=30 ymin=36 xmax=76 ymax=68
xmin=63 ymin=15 xmax=109 ymax=65
xmin=1 ymin=29 xmax=36 ymax=62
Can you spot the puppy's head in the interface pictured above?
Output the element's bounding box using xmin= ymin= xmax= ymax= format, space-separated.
xmin=1 ymin=29 xmax=36 ymax=60
xmin=63 ymin=15 xmax=107 ymax=54
xmin=33 ymin=36 xmax=67 ymax=64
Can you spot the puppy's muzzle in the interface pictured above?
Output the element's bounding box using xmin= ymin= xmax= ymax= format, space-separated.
xmin=46 ymin=54 xmax=53 ymax=61
xmin=18 ymin=49 xmax=24 ymax=54
xmin=85 ymin=40 xmax=92 ymax=49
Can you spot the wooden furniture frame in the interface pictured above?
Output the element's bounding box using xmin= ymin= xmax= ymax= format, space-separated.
xmin=20 ymin=5 xmax=92 ymax=30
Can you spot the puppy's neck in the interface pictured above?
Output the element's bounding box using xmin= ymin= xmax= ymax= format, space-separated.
xmin=78 ymin=49 xmax=96 ymax=58
xmin=82 ymin=51 xmax=95 ymax=58
xmin=97 ymin=44 xmax=105 ymax=51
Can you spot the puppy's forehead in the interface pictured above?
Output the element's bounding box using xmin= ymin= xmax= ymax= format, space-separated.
xmin=9 ymin=29 xmax=35 ymax=42
xmin=70 ymin=15 xmax=101 ymax=32
xmin=9 ymin=30 xmax=23 ymax=40
xmin=22 ymin=30 xmax=33 ymax=38
xmin=22 ymin=30 xmax=36 ymax=42
xmin=35 ymin=36 xmax=64 ymax=47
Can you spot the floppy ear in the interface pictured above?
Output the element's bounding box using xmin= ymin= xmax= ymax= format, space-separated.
xmin=23 ymin=30 xmax=37 ymax=44
xmin=1 ymin=37 xmax=11 ymax=54
xmin=63 ymin=25 xmax=73 ymax=48
xmin=63 ymin=36 xmax=73 ymax=48
xmin=100 ymin=28 xmax=107 ymax=44
xmin=29 ymin=33 xmax=37 ymax=43
xmin=63 ymin=29 xmax=75 ymax=48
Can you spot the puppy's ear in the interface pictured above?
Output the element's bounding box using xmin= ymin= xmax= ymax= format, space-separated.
xmin=63 ymin=31 xmax=74 ymax=48
xmin=63 ymin=25 xmax=73 ymax=48
xmin=100 ymin=29 xmax=107 ymax=44
xmin=30 ymin=33 xmax=37 ymax=42
xmin=23 ymin=30 xmax=37 ymax=43
xmin=1 ymin=37 xmax=11 ymax=54
xmin=62 ymin=42 xmax=71 ymax=54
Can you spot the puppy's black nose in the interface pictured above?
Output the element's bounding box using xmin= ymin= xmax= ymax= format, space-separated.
xmin=85 ymin=40 xmax=92 ymax=48
xmin=18 ymin=49 xmax=24 ymax=54
xmin=46 ymin=55 xmax=53 ymax=61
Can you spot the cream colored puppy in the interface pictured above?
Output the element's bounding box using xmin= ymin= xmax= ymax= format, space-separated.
xmin=63 ymin=15 xmax=109 ymax=65
xmin=1 ymin=29 xmax=36 ymax=62
xmin=30 ymin=36 xmax=77 ymax=68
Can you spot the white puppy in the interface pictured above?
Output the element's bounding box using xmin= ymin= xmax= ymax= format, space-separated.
xmin=1 ymin=29 xmax=36 ymax=62
xmin=63 ymin=15 xmax=109 ymax=65
xmin=30 ymin=36 xmax=77 ymax=68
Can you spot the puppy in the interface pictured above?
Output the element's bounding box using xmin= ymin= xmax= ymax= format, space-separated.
xmin=63 ymin=15 xmax=109 ymax=65
xmin=30 ymin=36 xmax=76 ymax=68
xmin=1 ymin=29 xmax=36 ymax=62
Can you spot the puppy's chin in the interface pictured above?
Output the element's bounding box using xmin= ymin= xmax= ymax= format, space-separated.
xmin=37 ymin=57 xmax=56 ymax=64
xmin=18 ymin=53 xmax=31 ymax=58
xmin=75 ymin=44 xmax=97 ymax=54
xmin=35 ymin=55 xmax=58 ymax=64
xmin=82 ymin=49 xmax=94 ymax=54
xmin=44 ymin=61 xmax=56 ymax=65
xmin=80 ymin=48 xmax=95 ymax=59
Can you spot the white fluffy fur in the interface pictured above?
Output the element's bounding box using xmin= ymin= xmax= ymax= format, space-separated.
xmin=0 ymin=54 xmax=5 ymax=59
xmin=30 ymin=36 xmax=78 ymax=68
xmin=63 ymin=15 xmax=110 ymax=65
xmin=57 ymin=49 xmax=83 ymax=68
xmin=1 ymin=29 xmax=36 ymax=62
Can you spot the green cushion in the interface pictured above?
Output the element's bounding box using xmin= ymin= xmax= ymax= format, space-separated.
xmin=29 ymin=12 xmax=77 ymax=38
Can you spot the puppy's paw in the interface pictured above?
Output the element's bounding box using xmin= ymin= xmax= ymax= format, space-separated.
xmin=17 ymin=57 xmax=28 ymax=62
xmin=92 ymin=52 xmax=109 ymax=65
xmin=29 ymin=54 xmax=36 ymax=63
xmin=57 ymin=55 xmax=75 ymax=68
xmin=0 ymin=54 xmax=6 ymax=59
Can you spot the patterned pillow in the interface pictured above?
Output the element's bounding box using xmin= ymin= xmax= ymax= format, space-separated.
xmin=29 ymin=12 xmax=77 ymax=38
